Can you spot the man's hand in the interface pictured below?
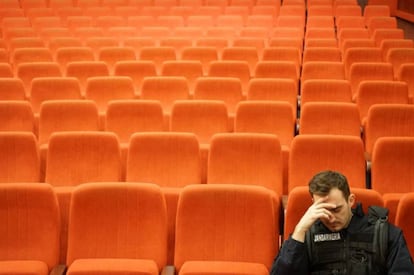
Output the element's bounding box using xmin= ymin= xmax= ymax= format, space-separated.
xmin=291 ymin=196 xmax=337 ymax=242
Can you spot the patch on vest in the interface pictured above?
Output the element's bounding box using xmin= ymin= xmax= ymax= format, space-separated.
xmin=314 ymin=232 xmax=341 ymax=242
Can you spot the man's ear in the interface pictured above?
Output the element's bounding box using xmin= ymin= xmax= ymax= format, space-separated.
xmin=348 ymin=193 xmax=356 ymax=207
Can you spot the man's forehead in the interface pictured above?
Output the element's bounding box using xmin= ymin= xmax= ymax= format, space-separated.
xmin=313 ymin=188 xmax=347 ymax=203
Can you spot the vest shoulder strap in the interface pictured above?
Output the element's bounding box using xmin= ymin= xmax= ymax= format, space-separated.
xmin=368 ymin=205 xmax=389 ymax=269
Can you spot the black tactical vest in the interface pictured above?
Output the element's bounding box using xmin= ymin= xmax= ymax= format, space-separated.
xmin=305 ymin=204 xmax=389 ymax=275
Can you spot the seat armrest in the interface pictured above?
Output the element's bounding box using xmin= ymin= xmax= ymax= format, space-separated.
xmin=161 ymin=265 xmax=175 ymax=275
xmin=50 ymin=264 xmax=67 ymax=275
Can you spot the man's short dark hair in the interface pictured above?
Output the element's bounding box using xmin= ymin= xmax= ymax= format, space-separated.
xmin=308 ymin=170 xmax=351 ymax=199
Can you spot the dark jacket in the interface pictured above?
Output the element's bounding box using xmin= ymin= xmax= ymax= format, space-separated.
xmin=271 ymin=209 xmax=414 ymax=275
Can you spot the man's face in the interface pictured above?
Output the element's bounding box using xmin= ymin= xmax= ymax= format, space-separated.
xmin=313 ymin=188 xmax=355 ymax=232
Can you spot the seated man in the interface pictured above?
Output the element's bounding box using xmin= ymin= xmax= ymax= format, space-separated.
xmin=271 ymin=170 xmax=414 ymax=275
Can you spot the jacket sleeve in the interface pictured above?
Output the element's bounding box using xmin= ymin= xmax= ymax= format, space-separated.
xmin=270 ymin=236 xmax=310 ymax=275
xmin=386 ymin=225 xmax=414 ymax=274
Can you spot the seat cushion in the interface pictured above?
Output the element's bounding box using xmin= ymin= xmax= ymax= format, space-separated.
xmin=0 ymin=260 xmax=49 ymax=275
xmin=179 ymin=261 xmax=269 ymax=275
xmin=67 ymin=258 xmax=159 ymax=275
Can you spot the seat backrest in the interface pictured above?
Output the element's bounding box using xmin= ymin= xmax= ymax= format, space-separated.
xmin=0 ymin=63 xmax=14 ymax=78
xmin=247 ymin=78 xmax=298 ymax=116
xmin=45 ymin=131 xmax=121 ymax=186
xmin=181 ymin=46 xmax=218 ymax=75
xmin=0 ymin=183 xmax=60 ymax=270
xmin=289 ymin=135 xmax=366 ymax=192
xmin=356 ymin=80 xmax=409 ymax=122
xmin=174 ymin=184 xmax=279 ymax=271
xmin=11 ymin=47 xmax=53 ymax=68
xmin=0 ymin=132 xmax=39 ymax=182
xmin=343 ymin=47 xmax=383 ymax=77
xmin=55 ymin=47 xmax=95 ymax=70
xmin=253 ymin=61 xmax=299 ymax=86
xmin=221 ymin=47 xmax=259 ymax=76
xmin=395 ymin=192 xmax=414 ymax=257
xmin=141 ymin=76 xmax=190 ymax=113
xmin=372 ymin=28 xmax=405 ymax=47
xmin=170 ymin=100 xmax=229 ymax=144
xmin=379 ymin=39 xmax=414 ymax=61
xmin=65 ymin=61 xmax=110 ymax=94
xmin=30 ymin=77 xmax=82 ymax=113
xmin=105 ymin=100 xmax=164 ymax=144
xmin=371 ymin=137 xmax=414 ymax=194
xmin=126 ymin=132 xmax=201 ymax=187
xmin=113 ymin=61 xmax=157 ymax=95
xmin=66 ymin=182 xmax=168 ymax=269
xmin=299 ymin=102 xmax=361 ymax=136
xmin=386 ymin=48 xmax=414 ymax=78
xmin=16 ymin=62 xmax=62 ymax=92
xmin=38 ymin=100 xmax=100 ymax=145
xmin=348 ymin=62 xmax=394 ymax=98
xmin=160 ymin=60 xmax=204 ymax=92
xmin=365 ymin=104 xmax=414 ymax=157
xmin=300 ymin=79 xmax=352 ymax=105
xmin=208 ymin=133 xmax=283 ymax=194
xmin=262 ymin=46 xmax=301 ymax=72
xmin=0 ymin=101 xmax=34 ymax=132
xmin=234 ymin=101 xmax=296 ymax=147
xmin=193 ymin=77 xmax=243 ymax=115
xmin=397 ymin=63 xmax=414 ymax=101
xmin=208 ymin=60 xmax=251 ymax=92
xmin=98 ymin=46 xmax=137 ymax=73
xmin=85 ymin=76 xmax=135 ymax=112
xmin=139 ymin=46 xmax=177 ymax=74
xmin=363 ymin=5 xmax=390 ymax=25
xmin=301 ymin=61 xmax=345 ymax=82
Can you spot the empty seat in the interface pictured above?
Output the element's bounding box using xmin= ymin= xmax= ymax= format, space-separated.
xmin=341 ymin=38 xmax=377 ymax=54
xmin=367 ymin=16 xmax=397 ymax=35
xmin=0 ymin=64 xmax=13 ymax=78
xmin=85 ymin=76 xmax=136 ymax=115
xmin=16 ymin=62 xmax=62 ymax=93
xmin=0 ymin=183 xmax=60 ymax=275
xmin=140 ymin=76 xmax=190 ymax=122
xmin=356 ymin=80 xmax=409 ymax=123
xmin=348 ymin=62 xmax=394 ymax=99
xmin=379 ymin=38 xmax=414 ymax=60
xmin=386 ymin=48 xmax=414 ymax=79
xmin=343 ymin=47 xmax=383 ymax=77
xmin=105 ymin=100 xmax=164 ymax=144
xmin=0 ymin=78 xmax=25 ymax=100
xmin=11 ymin=47 xmax=54 ymax=69
xmin=221 ymin=47 xmax=259 ymax=76
xmin=161 ymin=61 xmax=203 ymax=93
xmin=371 ymin=28 xmax=405 ymax=46
xmin=65 ymin=182 xmax=168 ymax=275
xmin=305 ymin=38 xmax=338 ymax=48
xmin=139 ymin=47 xmax=177 ymax=74
xmin=289 ymin=135 xmax=366 ymax=192
xmin=364 ymin=104 xmax=414 ymax=159
xmin=363 ymin=5 xmax=390 ymax=26
xmin=45 ymin=131 xmax=122 ymax=186
xmin=371 ymin=137 xmax=414 ymax=195
xmin=195 ymin=37 xmax=229 ymax=55
xmin=261 ymin=47 xmax=301 ymax=73
xmin=302 ymin=47 xmax=342 ymax=63
xmin=299 ymin=102 xmax=361 ymax=136
xmin=0 ymin=132 xmax=39 ymax=182
xmin=193 ymin=77 xmax=243 ymax=119
xmin=30 ymin=77 xmax=82 ymax=114
xmin=65 ymin=61 xmax=110 ymax=95
xmin=0 ymin=100 xmax=34 ymax=134
xmin=55 ymin=47 xmax=95 ymax=70
xmin=254 ymin=61 xmax=299 ymax=90
xmin=208 ymin=133 xmax=283 ymax=195
xmin=395 ymin=192 xmax=414 ymax=257
xmin=338 ymin=28 xmax=370 ymax=49
xmin=48 ymin=37 xmax=84 ymax=55
xmin=397 ymin=63 xmax=414 ymax=103
xmin=159 ymin=38 xmax=193 ymax=58
xmin=8 ymin=37 xmax=45 ymax=52
xmin=207 ymin=61 xmax=251 ymax=94
xmin=268 ymin=37 xmax=303 ymax=53
xmin=113 ymin=61 xmax=157 ymax=96
xmin=174 ymin=184 xmax=279 ymax=275
xmin=247 ymin=78 xmax=298 ymax=117
xmin=85 ymin=37 xmax=120 ymax=53
xmin=170 ymin=100 xmax=230 ymax=145
xmin=38 ymin=100 xmax=100 ymax=147
xmin=181 ymin=46 xmax=219 ymax=75
xmin=98 ymin=47 xmax=137 ymax=73
xmin=301 ymin=61 xmax=345 ymax=82
xmin=300 ymin=79 xmax=353 ymax=105
xmin=235 ymin=101 xmax=296 ymax=148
